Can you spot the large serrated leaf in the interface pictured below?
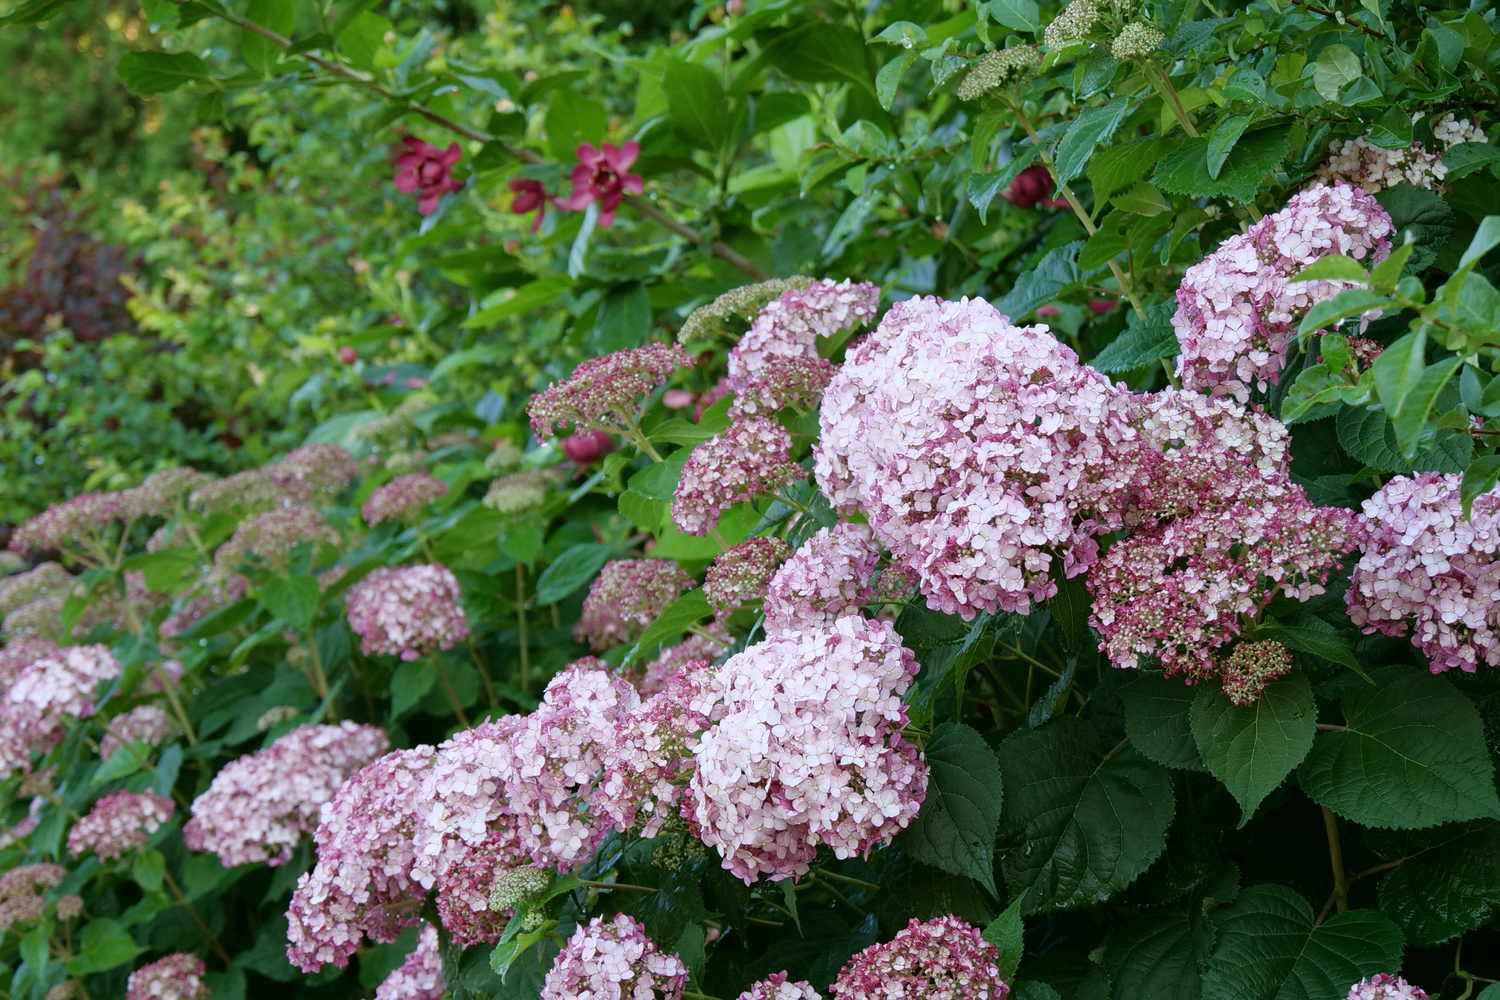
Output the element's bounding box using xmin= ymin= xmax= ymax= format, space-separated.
xmin=1089 ymin=301 xmax=1177 ymax=373
xmin=1298 ymin=667 xmax=1500 ymax=830
xmin=997 ymin=717 xmax=1174 ymax=912
xmin=1366 ymin=819 xmax=1500 ymax=947
xmin=1201 ymin=885 xmax=1403 ymax=1000
xmin=992 ymin=241 xmax=1091 ymax=320
xmin=1090 ymin=138 xmax=1177 ymax=204
xmin=1102 ymin=911 xmax=1201 ymax=1000
xmin=1053 ymin=97 xmax=1132 ymax=186
xmin=1335 ymin=405 xmax=1471 ymax=474
xmin=1153 ymin=124 xmax=1291 ymax=204
xmin=897 ymin=723 xmax=1005 ymax=894
xmin=1189 ymin=673 xmax=1316 ymax=826
xmin=1121 ymin=676 xmax=1208 ymax=772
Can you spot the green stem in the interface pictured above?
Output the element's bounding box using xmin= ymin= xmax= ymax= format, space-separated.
xmin=155 ymin=663 xmax=197 ymax=746
xmin=516 ymin=563 xmax=531 ymax=695
xmin=1143 ymin=58 xmax=1200 ymax=138
xmin=811 ymin=874 xmax=866 ymax=917
xmin=432 ymin=653 xmax=471 ymax=727
xmin=1322 ymin=806 xmax=1350 ymax=915
xmin=576 ymin=878 xmax=656 ymax=894
xmin=815 ymin=870 xmax=881 ymax=892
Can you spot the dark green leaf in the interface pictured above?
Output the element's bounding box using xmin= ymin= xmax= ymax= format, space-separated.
xmin=66 ymin=918 xmax=145 ymax=975
xmin=1257 ymin=616 xmax=1364 ymax=674
xmin=1298 ymin=289 xmax=1393 ymax=336
xmin=0 ymin=0 xmax=73 ymax=25
xmin=985 ymin=0 xmax=1040 ymax=32
xmin=877 ymin=52 xmax=917 ymax=111
xmin=771 ymin=24 xmax=875 ymax=96
xmin=592 ymin=282 xmax=652 ymax=353
xmin=983 ymin=890 xmax=1027 ymax=981
xmin=1054 ymin=97 xmax=1131 ymax=186
xmin=1299 ymin=667 xmax=1500 ymax=829
xmin=896 ymin=723 xmax=1005 ymax=894
xmin=262 ymin=575 xmax=320 ymax=631
xmin=1445 ymin=142 xmax=1500 ymax=181
xmin=1103 ymin=911 xmax=1201 ymax=1000
xmin=624 ymin=588 xmax=710 ymax=665
xmin=1207 ymin=114 xmax=1251 ymax=180
xmin=1367 ymin=819 xmax=1500 ymax=947
xmin=335 ymin=11 xmax=391 ymax=70
xmin=663 ymin=58 xmax=732 ymax=152
xmin=1189 ymin=673 xmax=1316 ymax=826
xmin=1153 ymin=124 xmax=1291 ymax=203
xmin=1090 ymin=138 xmax=1176 ymax=203
xmin=1121 ymin=675 xmax=1208 ymax=772
xmin=242 ymin=0 xmax=295 ymax=75
xmin=998 ymin=717 xmax=1174 ymax=912
xmin=390 ymin=658 xmax=436 ymax=716
xmin=1462 ymin=455 xmax=1500 ymax=515
xmin=1289 ymin=255 xmax=1369 ymax=283
xmin=115 ymin=51 xmax=211 ymax=96
xmin=1394 ymin=356 xmax=1461 ymax=456
xmin=969 ymin=145 xmax=1039 ymax=224
xmin=1047 ymin=573 xmax=1089 ymax=649
xmin=1367 ymin=105 xmax=1414 ymax=149
xmin=544 ymin=89 xmax=608 ymax=162
xmin=1336 ymin=404 xmax=1471 ymax=475
xmin=1089 ymin=301 xmax=1177 ymax=373
xmin=627 ymin=451 xmax=690 ymax=502
xmin=1375 ymin=184 xmax=1455 ymax=275
xmin=533 ymin=542 xmax=612 ymax=604
xmin=132 ymin=850 xmax=166 ymax=893
xmin=992 ymin=241 xmax=1090 ymax=320
xmin=617 ymin=490 xmax=665 ymax=532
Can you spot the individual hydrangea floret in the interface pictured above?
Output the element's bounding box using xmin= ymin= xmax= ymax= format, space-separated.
xmin=183 ymin=722 xmax=389 ymax=868
xmin=375 ymin=925 xmax=445 ymax=1000
xmin=345 ymin=564 xmax=469 ymax=661
xmin=363 ymin=473 xmax=449 ymax=526
xmin=1173 ymin=182 xmax=1393 ymax=400
xmin=527 ymin=343 xmax=695 ymax=441
xmin=0 ymin=644 xmax=122 ymax=776
xmin=688 ymin=616 xmax=926 ymax=882
xmin=956 ymin=46 xmax=1042 ymax=100
xmin=739 ymin=973 xmax=824 ymax=1000
xmin=574 ymin=559 xmax=696 ymax=652
xmin=727 ymin=279 xmax=880 ymax=384
xmin=1346 ymin=473 xmax=1500 ymax=672
xmin=817 ymin=295 xmax=1141 ymax=618
xmin=763 ymin=524 xmax=882 ymax=636
xmin=483 ymin=471 xmax=551 ymax=515
xmin=540 ymin=913 xmax=689 ymax=1000
xmin=0 ymin=562 xmax=72 ymax=615
xmin=704 ymin=537 xmax=792 ymax=617
xmin=1317 ymin=113 xmax=1487 ymax=193
xmin=830 ymin=916 xmax=1007 ymax=1000
xmin=66 ymin=790 xmax=174 ymax=860
xmin=1110 ymin=21 xmax=1164 ymax=60
xmin=126 ymin=953 xmax=210 ymax=1000
xmin=672 ymin=418 xmax=806 ymax=536
xmin=212 ymin=507 xmax=341 ymax=578
xmin=1345 ymin=975 xmax=1429 ymax=1000
xmin=728 ymin=355 xmax=837 ymax=419
xmin=100 ymin=704 xmax=176 ymax=762
xmin=0 ymin=864 xmax=67 ymax=933
xmin=678 ymin=277 xmax=817 ymax=344
xmin=286 ymin=746 xmax=436 ymax=972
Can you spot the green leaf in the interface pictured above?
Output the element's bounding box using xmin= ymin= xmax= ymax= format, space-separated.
xmin=1367 ymin=105 xmax=1414 ymax=149
xmin=1298 ymin=667 xmax=1500 ymax=829
xmin=1047 ymin=573 xmax=1090 ymax=649
xmin=627 ymin=451 xmax=690 ymax=502
xmin=67 ymin=918 xmax=146 ymax=975
xmin=115 ymin=51 xmax=211 ymax=96
xmin=466 ymin=276 xmax=575 ymax=327
xmin=242 ymin=0 xmax=295 ymax=75
xmin=1091 ymin=138 xmax=1176 ymax=204
xmin=1461 ymin=455 xmax=1500 ymax=515
xmin=1053 ymin=97 xmax=1132 ymax=186
xmin=770 ymin=24 xmax=875 ymax=96
xmin=1367 ymin=819 xmax=1500 ymax=947
xmin=1313 ymin=44 xmax=1361 ymax=102
xmin=390 ymin=658 xmax=436 ymax=717
xmin=545 ymin=89 xmax=608 ymax=162
xmin=870 ymin=20 xmax=928 ymax=47
xmin=1206 ymin=114 xmax=1251 ymax=180
xmin=982 ymin=890 xmax=1027 ymax=982
xmin=1111 ymin=181 xmax=1170 ymax=216
xmin=1121 ymin=675 xmax=1208 ymax=772
xmin=592 ymin=282 xmax=652 ymax=353
xmin=132 ymin=850 xmax=166 ymax=893
xmin=1297 ymin=288 xmax=1392 ymax=335
xmin=262 ymin=575 xmax=321 ymax=631
xmin=985 ymin=0 xmax=1040 ymax=32
xmin=1289 ymin=255 xmax=1369 ymax=283
xmin=993 ymin=241 xmax=1089 ymax=320
xmin=1458 ymin=216 xmax=1500 ymax=271
xmin=1371 ymin=329 xmax=1428 ymax=415
xmin=1257 ymin=616 xmax=1364 ymax=675
xmin=997 ymin=717 xmax=1174 ymax=913
xmin=1444 ymin=142 xmax=1500 ymax=181
xmin=1201 ymin=885 xmax=1403 ymax=1000
xmin=1089 ymin=301 xmax=1177 ymax=373
xmin=877 ymin=52 xmax=917 ymax=110
xmin=969 ymin=145 xmax=1039 ymax=224
xmin=1337 ymin=405 xmax=1470 ymax=475
xmin=1189 ymin=673 xmax=1316 ymax=826
xmin=663 ymin=58 xmax=733 ymax=152
xmin=0 ymin=0 xmax=72 ymax=25
xmin=337 ymin=11 xmax=392 ymax=70
xmin=1393 ymin=355 xmax=1461 ymax=456
xmin=1376 ymin=185 xmax=1456 ymax=275
xmin=1080 ymin=218 xmax=1131 ymax=270
xmin=490 ymin=919 xmax=557 ymax=982
xmin=1102 ymin=911 xmax=1201 ymax=1000
xmin=533 ymin=542 xmax=612 ymax=604
xmin=896 ymin=723 xmax=1005 ymax=895
xmin=617 ymin=490 xmax=665 ymax=533
xmin=1221 ymin=68 xmax=1266 ymax=104
xmin=625 ymin=588 xmax=711 ymax=664
xmin=1153 ymin=124 xmax=1291 ymax=204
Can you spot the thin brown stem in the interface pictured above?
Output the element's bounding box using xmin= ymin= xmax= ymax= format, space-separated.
xmin=163 ymin=871 xmax=231 ymax=963
xmin=155 ymin=664 xmax=197 ymax=746
xmin=432 ymin=654 xmax=471 ymax=727
xmin=1322 ymin=806 xmax=1350 ymax=915
xmin=576 ymin=878 xmax=656 ymax=894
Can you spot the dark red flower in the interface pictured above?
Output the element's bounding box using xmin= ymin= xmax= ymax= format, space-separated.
xmin=338 ymin=347 xmax=357 ymax=364
xmin=509 ymin=177 xmax=551 ymax=233
xmin=394 ymin=136 xmax=465 ymax=216
xmin=1001 ymin=165 xmax=1069 ymax=210
xmin=562 ymin=430 xmax=614 ymax=464
xmin=562 ymin=141 xmax=644 ymax=228
xmin=1088 ymin=299 xmax=1118 ymax=315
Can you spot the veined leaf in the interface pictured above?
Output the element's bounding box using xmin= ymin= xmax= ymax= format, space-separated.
xmin=1189 ymin=673 xmax=1316 ymax=827
xmin=897 ymin=723 xmax=1005 ymax=894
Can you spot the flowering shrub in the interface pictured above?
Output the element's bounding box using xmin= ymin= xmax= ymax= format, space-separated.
xmin=4 ymin=0 xmax=1500 ymax=997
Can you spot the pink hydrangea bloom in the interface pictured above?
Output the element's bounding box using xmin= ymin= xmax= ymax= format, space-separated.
xmin=184 ymin=722 xmax=389 ymax=868
xmin=286 ymin=746 xmax=436 ymax=972
xmin=764 ymin=524 xmax=882 ymax=636
xmin=346 ymin=564 xmax=469 ymax=661
xmin=816 ymin=295 xmax=1140 ymax=618
xmin=1172 ymin=182 xmax=1393 ymax=400
xmin=1345 ymin=975 xmax=1430 ymax=1000
xmin=212 ymin=507 xmax=341 ymax=578
xmin=574 ymin=559 xmax=696 ymax=652
xmin=434 ymin=823 xmax=528 ymax=945
xmin=67 ymin=791 xmax=174 ymax=860
xmin=1347 ymin=473 xmax=1500 ymax=672
xmin=126 ymin=953 xmax=209 ymax=1000
xmin=409 ymin=721 xmax=519 ymax=890
xmin=740 ymin=973 xmax=824 ymax=1000
xmin=271 ymin=444 xmax=359 ymax=502
xmin=363 ymin=474 xmax=449 ymax=526
xmin=637 ymin=624 xmax=730 ymax=697
xmin=7 ymin=490 xmax=168 ymax=555
xmin=395 ymin=136 xmax=465 ymax=215
xmin=0 ymin=638 xmax=58 ymax=698
xmin=0 ymin=644 xmax=121 ymax=775
xmin=830 ymin=916 xmax=1007 ymax=1000
xmin=1317 ymin=113 xmax=1485 ymax=193
xmin=0 ymin=864 xmax=66 ymax=933
xmin=728 ymin=355 xmax=837 ymax=420
xmin=540 ymin=913 xmax=689 ymax=1000
xmin=188 ymin=468 xmax=288 ymax=516
xmin=100 ymin=705 xmax=176 ymax=762
xmin=375 ymin=926 xmax=445 ymax=1000
xmin=561 ymin=141 xmax=644 ymax=228
xmin=687 ymin=617 xmax=926 ymax=882
xmin=704 ymin=538 xmax=792 ymax=617
xmin=0 ymin=562 xmax=71 ymax=615
xmin=1089 ymin=475 xmax=1356 ymax=681
xmin=672 ymin=418 xmax=806 ymax=536
xmin=1218 ymin=640 xmax=1295 ymax=707
xmin=727 ymin=279 xmax=879 ymax=384
xmin=528 ymin=343 xmax=695 ymax=441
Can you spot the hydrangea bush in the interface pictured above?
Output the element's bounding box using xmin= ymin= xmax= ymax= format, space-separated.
xmin=3 ymin=0 xmax=1500 ymax=997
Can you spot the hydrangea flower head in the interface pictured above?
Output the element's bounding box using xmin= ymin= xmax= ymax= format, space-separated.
xmin=67 ymin=790 xmax=174 ymax=860
xmin=0 ymin=644 xmax=121 ymax=775
xmin=9 ymin=492 xmax=140 ymax=554
xmin=100 ymin=704 xmax=176 ymax=762
xmin=375 ymin=925 xmax=444 ymax=1000
xmin=528 ymin=343 xmax=694 ymax=441
xmin=433 ymin=823 xmax=529 ymax=945
xmin=1219 ymin=640 xmax=1295 ymax=706
xmin=830 ymin=916 xmax=1007 ymax=1000
xmin=1317 ymin=113 xmax=1486 ymax=193
xmin=363 ymin=474 xmax=449 ymax=526
xmin=574 ymin=559 xmax=696 ymax=652
xmin=763 ymin=523 xmax=882 ymax=636
xmin=345 ymin=564 xmax=469 ymax=661
xmin=188 ymin=468 xmax=288 ymax=516
xmin=0 ymin=563 xmax=72 ymax=615
xmin=637 ymin=623 xmax=730 ymax=696
xmin=212 ymin=507 xmax=341 ymax=578
xmin=728 ymin=355 xmax=837 ymax=419
xmin=740 ymin=973 xmax=824 ymax=1000
xmin=956 ymin=46 xmax=1042 ymax=100
xmin=1345 ymin=976 xmax=1429 ymax=1000
xmin=271 ymin=444 xmax=359 ymax=502
xmin=0 ymin=638 xmax=57 ymax=698
xmin=0 ymin=864 xmax=67 ymax=933
xmin=679 ymin=277 xmax=817 ymax=344
xmin=483 ymin=471 xmax=552 ymax=515
xmin=727 ymin=279 xmax=879 ymax=383
xmin=126 ymin=953 xmax=209 ymax=1000
xmin=672 ymin=418 xmax=805 ymax=536
xmin=704 ymin=537 xmax=792 ymax=617
xmin=540 ymin=913 xmax=689 ymax=1000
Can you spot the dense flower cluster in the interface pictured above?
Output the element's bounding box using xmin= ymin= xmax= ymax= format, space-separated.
xmin=574 ymin=559 xmax=696 ymax=651
xmin=270 ymin=444 xmax=359 ymax=502
xmin=672 ymin=418 xmax=805 ymax=536
xmin=286 ymin=746 xmax=436 ymax=971
xmin=1218 ymin=640 xmax=1295 ymax=706
xmin=99 ymin=705 xmax=176 ymax=762
xmin=688 ymin=616 xmax=925 ymax=882
xmin=66 ymin=790 xmax=174 ymax=860
xmin=704 ymin=537 xmax=792 ymax=616
xmin=740 ymin=973 xmax=824 ymax=1000
xmin=126 ymin=953 xmax=209 ymax=1000
xmin=0 ymin=864 xmax=67 ymax=933
xmin=0 ymin=562 xmax=71 ymax=614
xmin=679 ymin=277 xmax=816 ymax=343
xmin=409 ymin=723 xmax=520 ymax=889
xmin=0 ymin=637 xmax=56 ymax=694
xmin=363 ymin=473 xmax=449 ymax=525
xmin=637 ymin=624 xmax=729 ymax=696
xmin=1317 ymin=114 xmax=1486 ymax=192
xmin=764 ymin=524 xmax=881 ymax=635
xmin=212 ymin=507 xmax=341 ymax=577
xmin=817 ymin=295 xmax=1138 ymax=618
xmin=433 ymin=822 xmax=528 ymax=945
xmin=345 ymin=564 xmax=469 ymax=660
xmin=483 ymin=470 xmax=551 ymax=514
xmin=956 ymin=45 xmax=1041 ymax=100
xmin=1345 ymin=976 xmax=1429 ymax=1000
xmin=727 ymin=279 xmax=879 ymax=383
xmin=1347 ymin=473 xmax=1500 ymax=672
xmin=0 ymin=645 xmax=121 ymax=775
xmin=528 ymin=343 xmax=694 ymax=440
xmin=184 ymin=722 xmax=389 ymax=868
xmin=540 ymin=913 xmax=689 ymax=1000
xmin=187 ymin=468 xmax=287 ymax=516
xmin=9 ymin=492 xmax=148 ymax=554
xmin=0 ymin=596 xmax=65 ymax=642
xmin=375 ymin=926 xmax=445 ymax=1000
xmin=830 ymin=916 xmax=1006 ymax=1000
xmin=728 ymin=355 xmax=836 ymax=419
xmin=1172 ymin=182 xmax=1393 ymax=399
